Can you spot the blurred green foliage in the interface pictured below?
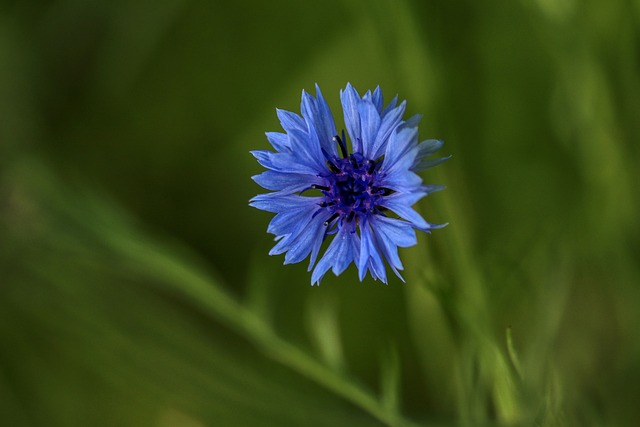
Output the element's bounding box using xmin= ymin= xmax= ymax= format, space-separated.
xmin=1 ymin=0 xmax=639 ymax=425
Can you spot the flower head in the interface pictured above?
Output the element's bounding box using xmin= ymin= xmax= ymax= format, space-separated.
xmin=250 ymin=83 xmax=449 ymax=285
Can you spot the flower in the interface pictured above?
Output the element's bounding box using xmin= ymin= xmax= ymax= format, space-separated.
xmin=250 ymin=83 xmax=449 ymax=285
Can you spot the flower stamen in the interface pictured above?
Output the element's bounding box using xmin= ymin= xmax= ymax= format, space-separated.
xmin=333 ymin=133 xmax=349 ymax=159
xmin=324 ymin=213 xmax=340 ymax=226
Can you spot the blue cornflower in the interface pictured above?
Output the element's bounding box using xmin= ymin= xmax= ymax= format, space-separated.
xmin=250 ymin=83 xmax=449 ymax=285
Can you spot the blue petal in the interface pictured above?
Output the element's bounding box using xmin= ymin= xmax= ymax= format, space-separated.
xmin=381 ymin=126 xmax=419 ymax=174
xmin=287 ymin=127 xmax=328 ymax=172
xmin=416 ymin=139 xmax=444 ymax=157
xmin=367 ymin=257 xmax=387 ymax=282
xmin=301 ymin=89 xmax=338 ymax=157
xmin=421 ymin=184 xmax=446 ymax=194
xmin=267 ymin=205 xmax=327 ymax=260
xmin=249 ymin=193 xmax=321 ymax=213
xmin=370 ymin=216 xmax=418 ymax=281
xmin=358 ymin=219 xmax=387 ymax=283
xmin=382 ymin=95 xmax=398 ymax=117
xmin=374 ymin=216 xmax=418 ymax=248
xmin=251 ymin=150 xmax=320 ymax=175
xmin=269 ymin=210 xmax=329 ymax=263
xmin=378 ymin=128 xmax=423 ymax=192
xmin=371 ymin=100 xmax=406 ymax=160
xmin=371 ymin=86 xmax=384 ymax=113
xmin=267 ymin=201 xmax=319 ymax=236
xmin=283 ymin=214 xmax=330 ymax=265
xmin=380 ymin=192 xmax=430 ymax=229
xmin=314 ymin=84 xmax=339 ymax=153
xmin=357 ymin=220 xmax=373 ymax=280
xmin=265 ymin=132 xmax=290 ymax=152
xmin=402 ymin=114 xmax=422 ymax=128
xmin=340 ymin=83 xmax=362 ymax=153
xmin=307 ymin=216 xmax=330 ymax=271
xmin=362 ymin=89 xmax=372 ymax=102
xmin=332 ymin=233 xmax=360 ymax=276
xmin=358 ymin=100 xmax=381 ymax=158
xmin=252 ymin=170 xmax=322 ymax=192
xmin=418 ymin=221 xmax=449 ymax=232
xmin=250 ymin=150 xmax=279 ymax=170
xmin=412 ymin=139 xmax=450 ymax=171
xmin=311 ymin=227 xmax=360 ymax=285
xmin=413 ymin=155 xmax=452 ymax=172
xmin=277 ymin=109 xmax=306 ymax=133
xmin=380 ymin=170 xmax=422 ymax=192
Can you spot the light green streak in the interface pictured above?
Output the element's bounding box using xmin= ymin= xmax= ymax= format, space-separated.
xmin=100 ymin=226 xmax=425 ymax=427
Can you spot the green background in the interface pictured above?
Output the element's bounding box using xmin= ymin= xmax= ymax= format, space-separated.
xmin=1 ymin=0 xmax=639 ymax=425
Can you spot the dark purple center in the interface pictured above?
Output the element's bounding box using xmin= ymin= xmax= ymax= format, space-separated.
xmin=317 ymin=134 xmax=391 ymax=226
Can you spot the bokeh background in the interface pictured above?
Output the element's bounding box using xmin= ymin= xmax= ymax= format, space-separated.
xmin=1 ymin=0 xmax=639 ymax=426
